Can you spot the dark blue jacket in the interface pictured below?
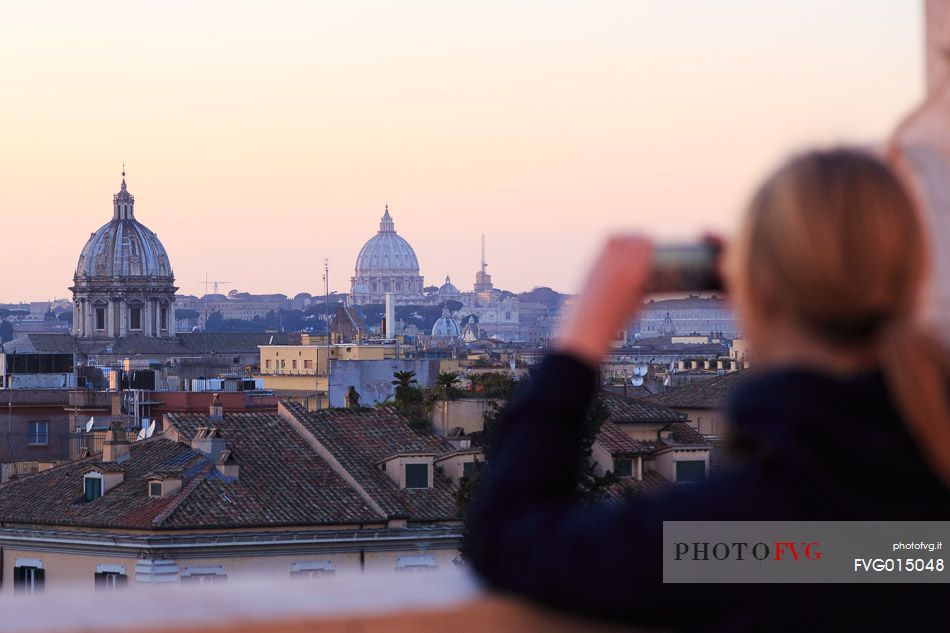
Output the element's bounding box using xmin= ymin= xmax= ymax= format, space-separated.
xmin=467 ymin=354 xmax=950 ymax=632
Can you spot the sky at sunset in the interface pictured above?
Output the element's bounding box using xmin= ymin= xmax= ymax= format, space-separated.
xmin=0 ymin=1 xmax=925 ymax=301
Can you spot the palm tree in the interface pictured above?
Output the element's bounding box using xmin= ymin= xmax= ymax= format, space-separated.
xmin=391 ymin=370 xmax=419 ymax=408
xmin=435 ymin=371 xmax=461 ymax=399
xmin=391 ymin=370 xmax=418 ymax=389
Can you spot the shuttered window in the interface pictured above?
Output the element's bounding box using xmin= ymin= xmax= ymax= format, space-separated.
xmin=614 ymin=458 xmax=633 ymax=478
xmin=94 ymin=572 xmax=128 ymax=591
xmin=675 ymin=460 xmax=706 ymax=483
xmin=13 ymin=566 xmax=45 ymax=594
xmin=85 ymin=477 xmax=103 ymax=501
xmin=405 ymin=463 xmax=429 ymax=489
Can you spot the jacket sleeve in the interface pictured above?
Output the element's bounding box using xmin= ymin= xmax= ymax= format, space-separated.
xmin=465 ymin=353 xmax=747 ymax=625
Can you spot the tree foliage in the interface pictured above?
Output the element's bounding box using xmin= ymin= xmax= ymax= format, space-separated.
xmin=435 ymin=371 xmax=462 ymax=399
xmin=391 ymin=370 xmax=428 ymax=427
xmin=468 ymin=372 xmax=517 ymax=399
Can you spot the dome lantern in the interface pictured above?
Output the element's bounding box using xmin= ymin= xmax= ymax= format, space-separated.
xmin=113 ymin=169 xmax=135 ymax=220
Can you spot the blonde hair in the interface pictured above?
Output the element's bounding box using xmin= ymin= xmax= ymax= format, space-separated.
xmin=732 ymin=148 xmax=950 ymax=484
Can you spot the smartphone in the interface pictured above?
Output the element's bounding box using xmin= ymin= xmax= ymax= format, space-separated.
xmin=645 ymin=240 xmax=723 ymax=294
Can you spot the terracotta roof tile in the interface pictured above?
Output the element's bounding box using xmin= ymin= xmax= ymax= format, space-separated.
xmin=600 ymin=390 xmax=687 ymax=424
xmin=0 ymin=412 xmax=383 ymax=530
xmin=279 ymin=402 xmax=461 ymax=522
xmin=647 ymin=371 xmax=748 ymax=409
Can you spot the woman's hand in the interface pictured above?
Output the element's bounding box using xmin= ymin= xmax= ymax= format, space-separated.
xmin=555 ymin=235 xmax=654 ymax=367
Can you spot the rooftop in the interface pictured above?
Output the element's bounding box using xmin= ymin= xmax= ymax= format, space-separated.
xmin=0 ymin=403 xmax=469 ymax=530
xmin=279 ymin=402 xmax=460 ymax=522
xmin=599 ymin=390 xmax=687 ymax=424
xmin=647 ymin=371 xmax=748 ymax=409
xmin=3 ymin=332 xmax=303 ymax=356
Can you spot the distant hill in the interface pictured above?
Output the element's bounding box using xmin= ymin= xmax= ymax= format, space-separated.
xmin=517 ymin=287 xmax=567 ymax=311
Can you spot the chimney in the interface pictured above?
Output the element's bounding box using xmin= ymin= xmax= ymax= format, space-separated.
xmin=103 ymin=421 xmax=131 ymax=463
xmin=191 ymin=427 xmax=227 ymax=462
xmin=385 ymin=292 xmax=395 ymax=339
xmin=215 ymin=449 xmax=239 ymax=480
xmin=209 ymin=393 xmax=224 ymax=420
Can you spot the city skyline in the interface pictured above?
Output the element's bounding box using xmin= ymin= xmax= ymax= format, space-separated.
xmin=1 ymin=1 xmax=925 ymax=301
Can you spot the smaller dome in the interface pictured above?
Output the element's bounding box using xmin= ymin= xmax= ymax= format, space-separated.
xmin=438 ymin=275 xmax=460 ymax=297
xmin=431 ymin=305 xmax=461 ymax=338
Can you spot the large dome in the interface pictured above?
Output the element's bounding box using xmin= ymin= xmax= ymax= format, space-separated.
xmin=349 ymin=206 xmax=425 ymax=305
xmin=75 ymin=178 xmax=172 ymax=279
xmin=354 ymin=207 xmax=420 ymax=274
xmin=70 ymin=173 xmax=177 ymax=339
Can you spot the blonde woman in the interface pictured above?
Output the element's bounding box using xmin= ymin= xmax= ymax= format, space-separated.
xmin=467 ymin=149 xmax=950 ymax=631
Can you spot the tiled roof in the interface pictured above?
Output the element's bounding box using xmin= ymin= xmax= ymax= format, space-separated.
xmin=0 ymin=412 xmax=383 ymax=530
xmin=596 ymin=420 xmax=709 ymax=457
xmin=2 ymin=333 xmax=74 ymax=353
xmin=4 ymin=332 xmax=303 ymax=356
xmin=661 ymin=422 xmax=709 ymax=447
xmin=647 ymin=371 xmax=748 ymax=409
xmin=601 ymin=384 xmax=656 ymax=399
xmin=0 ymin=438 xmax=205 ymax=529
xmin=176 ymin=332 xmax=302 ymax=353
xmin=596 ymin=421 xmax=658 ymax=456
xmin=607 ymin=471 xmax=671 ymax=499
xmin=600 ymin=390 xmax=687 ymax=424
xmin=279 ymin=402 xmax=460 ymax=522
xmin=333 ymin=306 xmax=370 ymax=333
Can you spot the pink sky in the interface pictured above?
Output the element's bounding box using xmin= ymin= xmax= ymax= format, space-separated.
xmin=0 ymin=1 xmax=925 ymax=301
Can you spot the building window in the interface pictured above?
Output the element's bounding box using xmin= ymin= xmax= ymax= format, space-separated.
xmin=85 ymin=476 xmax=103 ymax=502
xmin=160 ymin=306 xmax=168 ymax=330
xmin=13 ymin=562 xmax=44 ymax=594
xmin=265 ymin=359 xmax=272 ymax=369
xmin=148 ymin=481 xmax=163 ymax=497
xmin=95 ymin=307 xmax=106 ymax=331
xmin=27 ymin=421 xmax=48 ymax=446
xmin=290 ymin=561 xmax=335 ymax=580
xmin=181 ymin=566 xmax=227 ymax=585
xmin=395 ymin=281 xmax=402 ymax=292
xmin=130 ymin=306 xmax=142 ymax=330
xmin=292 ymin=360 xmax=298 ymax=369
xmin=614 ymin=458 xmax=633 ymax=478
xmin=676 ymin=460 xmax=706 ymax=483
xmin=304 ymin=360 xmax=313 ymax=369
xmin=396 ymin=555 xmax=437 ymax=573
xmin=405 ymin=463 xmax=429 ymax=489
xmin=95 ymin=565 xmax=128 ymax=591
xmin=462 ymin=461 xmax=477 ymax=480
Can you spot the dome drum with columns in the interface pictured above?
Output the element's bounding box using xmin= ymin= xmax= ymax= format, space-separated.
xmin=350 ymin=206 xmax=424 ymax=305
xmin=71 ymin=173 xmax=177 ymax=338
